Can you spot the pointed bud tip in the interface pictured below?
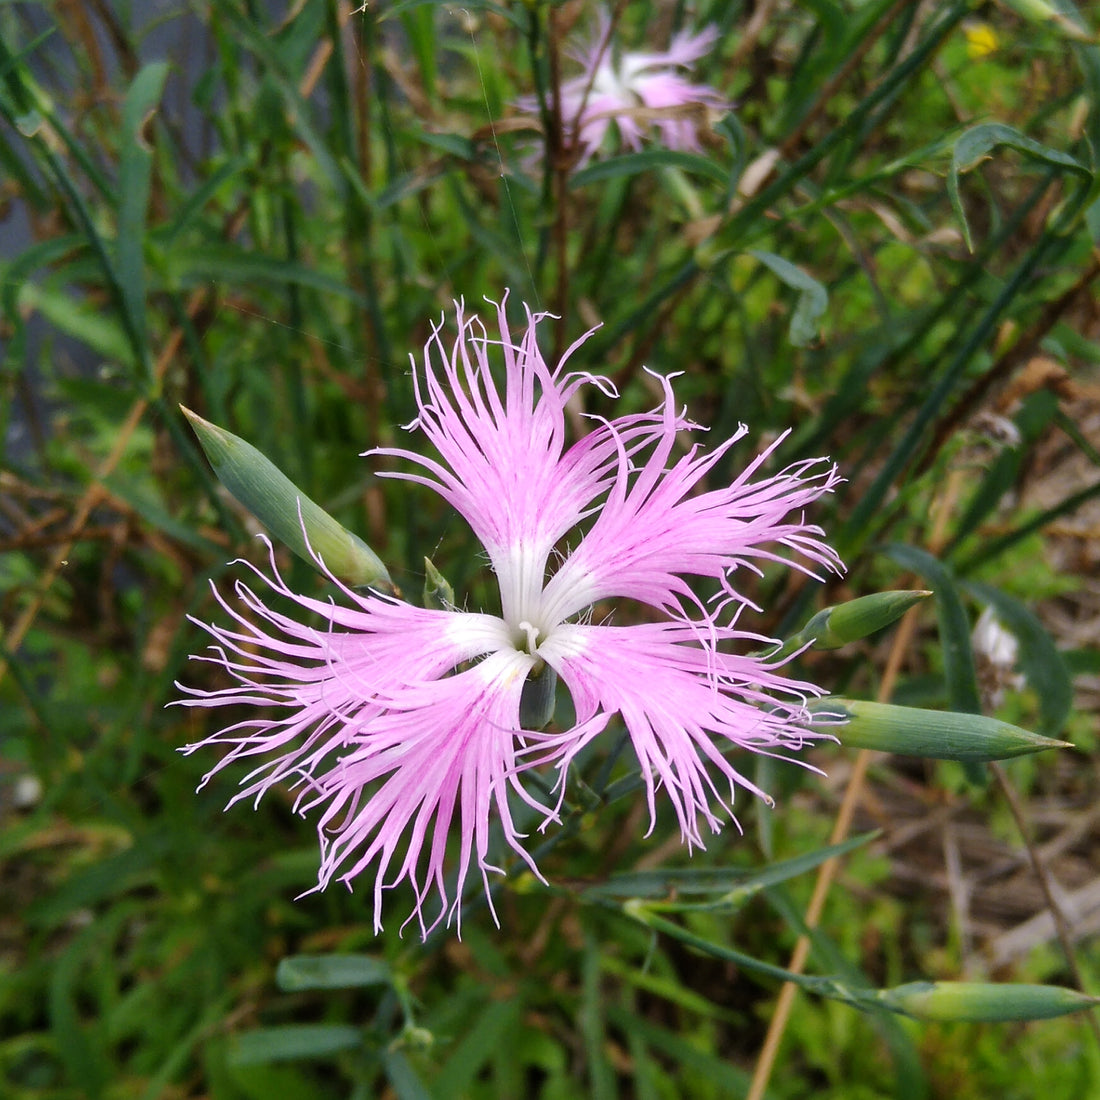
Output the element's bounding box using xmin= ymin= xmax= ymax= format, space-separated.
xmin=180 ymin=404 xmax=219 ymax=435
xmin=422 ymin=556 xmax=455 ymax=610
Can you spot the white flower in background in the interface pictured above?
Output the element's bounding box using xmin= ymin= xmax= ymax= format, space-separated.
xmin=972 ymin=606 xmax=1024 ymax=710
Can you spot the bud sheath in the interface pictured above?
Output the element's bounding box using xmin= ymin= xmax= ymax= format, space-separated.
xmin=182 ymin=406 xmax=394 ymax=592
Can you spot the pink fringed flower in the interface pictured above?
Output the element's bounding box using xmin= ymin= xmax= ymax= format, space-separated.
xmin=518 ymin=15 xmax=729 ymax=167
xmin=178 ymin=296 xmax=842 ymax=936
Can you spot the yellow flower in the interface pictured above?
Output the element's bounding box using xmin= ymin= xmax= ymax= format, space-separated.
xmin=964 ymin=22 xmax=999 ymax=58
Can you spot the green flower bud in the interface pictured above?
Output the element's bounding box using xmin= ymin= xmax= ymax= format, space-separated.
xmin=878 ymin=980 xmax=1099 ymax=1022
xmin=422 ymin=557 xmax=455 ymax=610
xmin=182 ymin=406 xmax=394 ymax=593
xmin=810 ymin=699 xmax=1071 ymax=761
xmin=804 ymin=590 xmax=931 ymax=648
xmin=764 ymin=591 xmax=930 ymax=661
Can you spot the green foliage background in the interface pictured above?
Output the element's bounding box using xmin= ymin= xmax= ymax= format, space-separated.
xmin=2 ymin=1 xmax=1100 ymax=1096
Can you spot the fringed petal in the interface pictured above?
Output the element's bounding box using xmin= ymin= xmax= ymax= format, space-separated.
xmin=299 ymin=648 xmax=543 ymax=937
xmin=536 ymin=621 xmax=833 ymax=850
xmin=542 ymin=374 xmax=843 ymax=623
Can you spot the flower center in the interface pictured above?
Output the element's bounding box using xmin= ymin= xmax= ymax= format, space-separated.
xmin=593 ymin=60 xmax=632 ymax=103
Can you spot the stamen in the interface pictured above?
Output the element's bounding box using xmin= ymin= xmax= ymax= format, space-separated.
xmin=518 ymin=619 xmax=542 ymax=654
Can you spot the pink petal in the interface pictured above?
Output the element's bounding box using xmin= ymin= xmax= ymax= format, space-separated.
xmin=370 ymin=298 xmax=617 ymax=616
xmin=176 ymin=549 xmax=552 ymax=934
xmin=301 ymin=648 xmax=546 ymax=937
xmin=517 ymin=18 xmax=727 ymax=166
xmin=536 ymin=620 xmax=831 ymax=849
xmin=625 ymin=25 xmax=721 ymax=73
xmin=541 ymin=373 xmax=843 ymax=623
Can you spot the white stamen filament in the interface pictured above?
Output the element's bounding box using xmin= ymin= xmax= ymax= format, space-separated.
xmin=518 ymin=620 xmax=541 ymax=655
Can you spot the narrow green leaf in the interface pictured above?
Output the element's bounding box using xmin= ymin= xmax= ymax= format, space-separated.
xmin=625 ymin=906 xmax=869 ymax=1002
xmin=948 ymin=122 xmax=1093 ymax=249
xmin=382 ymin=1049 xmax=434 ymax=1100
xmin=604 ymin=1005 xmax=754 ymax=1094
xmin=631 ymin=911 xmax=1095 ymax=1025
xmin=714 ymin=3 xmax=969 ymax=254
xmin=7 ymin=78 xmax=140 ymax=368
xmin=763 ymin=884 xmax=928 ymax=1098
xmin=221 ymin=1062 xmax=319 ymax=1100
xmin=1069 ymin=20 xmax=1100 ymax=179
xmin=369 ymin=166 xmax=447 ymax=210
xmin=581 ymin=936 xmax=616 ymax=1100
xmin=748 ymin=249 xmax=829 ymax=346
xmin=49 ymin=922 xmax=114 ymax=1099
xmin=1066 ymin=647 xmax=1100 ymax=675
xmin=842 ymin=226 xmax=1063 ymax=550
xmin=117 ymin=62 xmax=168 ymax=380
xmin=16 ymin=280 xmax=134 ymax=364
xmin=168 ymin=245 xmax=366 ymax=301
xmin=0 ymin=33 xmax=113 ymax=199
xmin=101 ymin=473 xmax=224 ymax=554
xmin=161 ymin=156 xmax=247 ymax=246
xmin=275 ymin=954 xmax=392 ymax=992
xmin=402 ymin=5 xmax=438 ymax=95
xmin=217 ymin=8 xmax=342 ymax=188
xmin=0 ymin=26 xmax=56 ymax=96
xmin=958 ymin=477 xmax=1100 ymax=571
xmin=947 ymin=450 xmax=1024 ymax=553
xmin=811 ymin=698 xmax=1071 ymax=760
xmin=884 ymin=544 xmax=982 ymax=714
xmin=0 ymin=234 xmax=83 ymax=356
xmin=583 ymin=832 xmax=876 ymax=900
xmin=941 ymin=389 xmax=1056 ymax=556
xmin=413 ymin=129 xmax=477 ymax=159
xmin=793 ymin=0 xmax=849 ymax=53
xmin=602 ymin=954 xmax=741 ymax=1023
xmin=997 ymin=0 xmax=1095 ymax=41
xmin=28 ymin=833 xmax=172 ymax=927
xmin=433 ymin=1000 xmax=521 ymax=1098
xmin=571 ymin=150 xmax=729 ymax=188
xmin=228 ymin=1025 xmax=363 ymax=1065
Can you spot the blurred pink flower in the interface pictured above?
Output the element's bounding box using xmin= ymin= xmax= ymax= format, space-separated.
xmin=178 ymin=296 xmax=841 ymax=936
xmin=518 ymin=15 xmax=729 ymax=167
